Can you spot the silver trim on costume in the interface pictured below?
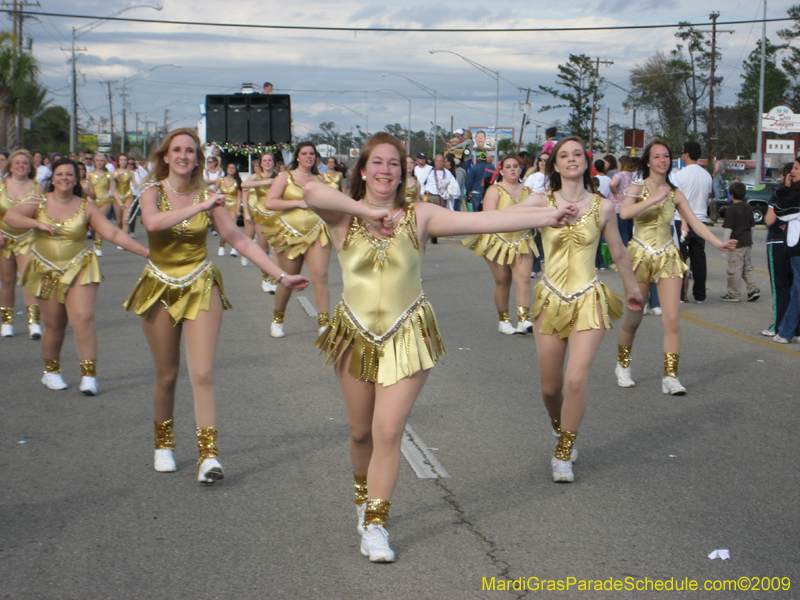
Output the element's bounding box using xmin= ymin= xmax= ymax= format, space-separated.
xmin=32 ymin=245 xmax=93 ymax=275
xmin=0 ymin=229 xmax=32 ymax=243
xmin=340 ymin=293 xmax=428 ymax=346
xmin=541 ymin=275 xmax=599 ymax=304
xmin=631 ymin=236 xmax=676 ymax=257
xmin=145 ymin=259 xmax=212 ymax=287
xmin=277 ymin=216 xmax=324 ymax=238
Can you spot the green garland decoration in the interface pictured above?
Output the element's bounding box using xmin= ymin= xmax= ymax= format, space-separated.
xmin=208 ymin=142 xmax=295 ymax=156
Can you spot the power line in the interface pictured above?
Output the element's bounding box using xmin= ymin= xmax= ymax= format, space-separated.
xmin=3 ymin=8 xmax=793 ymax=34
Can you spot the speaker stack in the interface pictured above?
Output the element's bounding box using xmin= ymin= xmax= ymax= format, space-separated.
xmin=205 ymin=94 xmax=292 ymax=145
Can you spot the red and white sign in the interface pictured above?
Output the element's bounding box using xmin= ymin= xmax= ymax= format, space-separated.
xmin=762 ymin=106 xmax=800 ymax=133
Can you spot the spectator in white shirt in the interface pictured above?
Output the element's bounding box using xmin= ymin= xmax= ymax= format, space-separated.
xmin=594 ymin=159 xmax=612 ymax=198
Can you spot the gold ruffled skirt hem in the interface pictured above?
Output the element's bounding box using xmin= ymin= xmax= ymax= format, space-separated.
xmin=265 ymin=218 xmax=329 ymax=259
xmin=0 ymin=229 xmax=33 ymax=259
xmin=314 ymin=298 xmax=446 ymax=386
xmin=462 ymin=232 xmax=538 ymax=265
xmin=22 ymin=250 xmax=103 ymax=303
xmin=248 ymin=199 xmax=276 ymax=227
xmin=123 ymin=262 xmax=231 ymax=324
xmin=627 ymin=242 xmax=688 ymax=283
xmin=532 ymin=279 xmax=623 ymax=338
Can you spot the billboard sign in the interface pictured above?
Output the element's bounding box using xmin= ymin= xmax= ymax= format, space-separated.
xmin=762 ymin=106 xmax=800 ymax=133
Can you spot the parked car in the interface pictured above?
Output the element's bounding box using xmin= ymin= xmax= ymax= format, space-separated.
xmin=712 ymin=182 xmax=778 ymax=225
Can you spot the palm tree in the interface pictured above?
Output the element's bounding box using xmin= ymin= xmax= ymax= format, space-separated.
xmin=0 ymin=34 xmax=39 ymax=150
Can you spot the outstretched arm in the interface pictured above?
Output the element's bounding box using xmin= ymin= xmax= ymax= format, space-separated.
xmin=674 ymin=191 xmax=736 ymax=251
xmin=618 ymin=183 xmax=670 ymax=220
xmin=4 ymin=201 xmax=45 ymax=232
xmin=86 ymin=203 xmax=149 ymax=257
xmin=303 ymin=181 xmax=391 ymax=247
xmin=140 ymin=185 xmax=224 ymax=232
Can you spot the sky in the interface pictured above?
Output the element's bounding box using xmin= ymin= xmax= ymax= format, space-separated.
xmin=18 ymin=0 xmax=797 ymax=148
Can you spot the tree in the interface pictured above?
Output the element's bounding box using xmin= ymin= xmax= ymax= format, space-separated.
xmin=624 ymin=52 xmax=692 ymax=150
xmin=778 ymin=4 xmax=800 ymax=111
xmin=672 ymin=23 xmax=716 ymax=136
xmin=539 ymin=54 xmax=599 ymax=142
xmin=25 ymin=105 xmax=70 ymax=155
xmin=0 ymin=37 xmax=39 ymax=150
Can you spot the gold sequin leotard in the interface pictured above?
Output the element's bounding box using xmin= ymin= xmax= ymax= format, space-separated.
xmin=247 ymin=173 xmax=275 ymax=227
xmin=124 ymin=184 xmax=231 ymax=324
xmin=21 ymin=199 xmax=102 ymax=303
xmin=626 ymin=187 xmax=688 ymax=283
xmin=405 ymin=180 xmax=419 ymax=203
xmin=532 ymin=192 xmax=623 ymax=338
xmin=0 ymin=179 xmax=39 ymax=259
xmin=462 ymin=184 xmax=538 ymax=264
xmin=114 ymin=170 xmax=133 ymax=205
xmin=315 ymin=203 xmax=445 ymax=386
xmin=219 ymin=177 xmax=240 ymax=218
xmin=90 ymin=170 xmax=113 ymax=207
xmin=323 ymin=171 xmax=342 ymax=189
xmin=264 ymin=172 xmax=329 ymax=259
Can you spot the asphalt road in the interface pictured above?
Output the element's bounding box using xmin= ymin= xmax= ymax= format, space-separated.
xmin=1 ymin=225 xmax=798 ymax=600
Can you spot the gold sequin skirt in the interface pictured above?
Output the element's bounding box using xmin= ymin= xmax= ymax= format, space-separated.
xmin=22 ymin=246 xmax=103 ymax=303
xmin=627 ymin=238 xmax=688 ymax=283
xmin=94 ymin=194 xmax=114 ymax=208
xmin=124 ymin=260 xmax=231 ymax=324
xmin=532 ymin=276 xmax=623 ymax=339
xmin=314 ymin=295 xmax=446 ymax=386
xmin=462 ymin=230 xmax=538 ymax=265
xmin=0 ymin=228 xmax=33 ymax=259
xmin=247 ymin=195 xmax=276 ymax=227
xmin=264 ymin=209 xmax=330 ymax=259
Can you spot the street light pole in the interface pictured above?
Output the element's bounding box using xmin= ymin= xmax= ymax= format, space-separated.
xmin=382 ymin=73 xmax=438 ymax=157
xmin=429 ymin=50 xmax=500 ymax=163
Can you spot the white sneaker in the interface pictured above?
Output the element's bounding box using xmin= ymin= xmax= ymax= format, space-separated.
xmin=1 ymin=323 xmax=13 ymax=337
xmin=154 ymin=449 xmax=177 ymax=472
xmin=552 ymin=429 xmax=578 ymax=462
xmin=267 ymin=281 xmax=277 ymax=294
xmin=262 ymin=280 xmax=271 ymax=292
xmin=217 ymin=247 xmax=225 ymax=256
xmin=29 ymin=323 xmax=42 ymax=339
xmin=662 ymin=376 xmax=686 ymax=395
xmin=270 ymin=322 xmax=285 ymax=338
xmin=551 ymin=457 xmax=574 ymax=482
xmin=761 ymin=328 xmax=775 ymax=337
xmin=230 ymin=248 xmax=240 ymax=257
xmin=94 ymin=248 xmax=103 ymax=257
xmin=116 ymin=245 xmax=123 ymax=250
xmin=79 ymin=376 xmax=98 ymax=396
xmin=356 ymin=504 xmax=366 ymax=536
xmin=615 ymin=362 xmax=635 ymax=388
xmin=651 ymin=306 xmax=662 ymax=316
xmin=198 ymin=457 xmax=224 ymax=483
xmin=42 ymin=372 xmax=68 ymax=390
xmin=240 ymin=256 xmax=248 ymax=266
xmin=642 ymin=303 xmax=650 ymax=315
xmin=498 ymin=321 xmax=516 ymax=335
xmin=318 ymin=326 xmax=328 ymax=336
xmin=772 ymin=334 xmax=797 ymax=344
xmin=360 ymin=524 xmax=395 ymax=562
xmin=515 ymin=320 xmax=533 ymax=334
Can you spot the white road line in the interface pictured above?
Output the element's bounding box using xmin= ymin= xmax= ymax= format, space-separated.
xmin=301 ymin=298 xmax=448 ymax=479
xmin=297 ymin=296 xmax=317 ymax=318
xmin=402 ymin=424 xmax=449 ymax=479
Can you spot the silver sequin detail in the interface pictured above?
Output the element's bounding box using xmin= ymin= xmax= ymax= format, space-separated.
xmin=541 ymin=275 xmax=599 ymax=304
xmin=340 ymin=293 xmax=428 ymax=346
xmin=145 ymin=259 xmax=212 ymax=287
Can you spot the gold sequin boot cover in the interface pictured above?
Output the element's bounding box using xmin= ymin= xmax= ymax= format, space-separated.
xmin=80 ymin=359 xmax=96 ymax=377
xmin=0 ymin=307 xmax=12 ymax=325
xmin=664 ymin=353 xmax=680 ymax=378
xmin=618 ymin=345 xmax=632 ymax=368
xmin=363 ymin=499 xmax=391 ymax=528
xmin=498 ymin=310 xmax=511 ymax=323
xmin=95 ymin=236 xmax=103 ymax=250
xmin=262 ymin=272 xmax=277 ymax=286
xmin=550 ymin=415 xmax=561 ymax=436
xmin=554 ymin=430 xmax=578 ymax=462
xmin=155 ymin=418 xmax=176 ymax=451
xmin=273 ymin=309 xmax=285 ymax=324
xmin=318 ymin=312 xmax=330 ymax=329
xmin=44 ymin=359 xmax=60 ymax=374
xmin=27 ymin=305 xmax=41 ymax=325
xmin=196 ymin=427 xmax=219 ymax=468
xmin=354 ymin=472 xmax=368 ymax=507
xmin=517 ymin=306 xmax=531 ymax=323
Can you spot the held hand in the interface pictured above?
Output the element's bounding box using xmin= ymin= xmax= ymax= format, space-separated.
xmin=626 ymin=288 xmax=645 ymax=312
xmin=38 ymin=221 xmax=57 ymax=236
xmin=720 ymin=239 xmax=738 ymax=252
xmin=282 ymin=274 xmax=310 ymax=291
xmin=204 ymin=193 xmax=226 ymax=211
xmin=552 ymin=204 xmax=578 ymax=227
xmin=363 ymin=208 xmax=392 ymax=234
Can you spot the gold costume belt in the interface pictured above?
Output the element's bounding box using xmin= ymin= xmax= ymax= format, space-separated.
xmin=541 ymin=275 xmax=599 ymax=304
xmin=32 ymin=245 xmax=93 ymax=275
xmin=146 ymin=259 xmax=211 ymax=288
xmin=97 ymin=193 xmax=113 ymax=202
xmin=631 ymin=236 xmax=675 ymax=257
xmin=1 ymin=229 xmax=32 ymax=243
xmin=341 ymin=293 xmax=428 ymax=346
xmin=278 ymin=216 xmax=323 ymax=238
xmin=491 ymin=231 xmax=532 ymax=249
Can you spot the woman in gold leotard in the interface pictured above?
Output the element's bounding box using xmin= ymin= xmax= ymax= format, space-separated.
xmin=5 ymin=158 xmax=148 ymax=395
xmin=0 ymin=150 xmax=42 ymax=338
xmin=511 ymin=136 xmax=643 ymax=484
xmin=304 ymin=132 xmax=572 ymax=563
xmin=241 ymin=153 xmax=278 ymax=289
xmin=614 ymin=141 xmax=736 ymax=395
xmin=323 ymin=157 xmax=344 ymax=192
xmin=404 ymin=156 xmax=420 ymax=203
xmin=216 ymin=162 xmax=243 ymax=257
xmin=87 ymin=154 xmax=116 ymax=256
xmin=463 ymin=155 xmax=538 ymax=334
xmin=124 ymin=129 xmax=308 ymax=483
xmin=263 ymin=142 xmax=331 ymax=338
xmin=113 ymin=154 xmax=135 ymax=235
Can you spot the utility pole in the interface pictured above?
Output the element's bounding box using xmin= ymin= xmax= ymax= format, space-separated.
xmin=4 ymin=0 xmax=39 ymax=148
xmin=756 ymin=0 xmax=767 ymax=183
xmin=99 ymin=80 xmax=117 ymax=153
xmin=698 ymin=16 xmax=733 ymax=173
xmin=120 ymin=88 xmax=128 ymax=153
xmin=606 ymin=107 xmax=611 ymax=152
xmin=63 ymin=33 xmax=86 ymax=153
xmin=589 ymin=58 xmax=614 ymax=152
xmin=517 ymin=87 xmax=536 ymax=147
